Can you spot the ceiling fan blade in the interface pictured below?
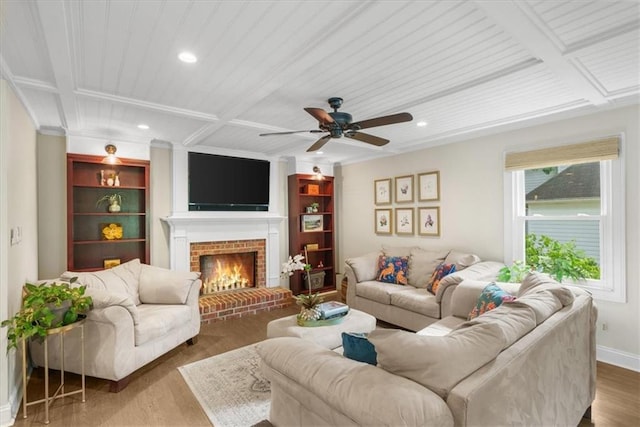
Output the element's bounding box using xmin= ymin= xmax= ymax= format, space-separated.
xmin=259 ymin=129 xmax=324 ymax=136
xmin=307 ymin=135 xmax=331 ymax=152
xmin=304 ymin=107 xmax=335 ymax=126
xmin=350 ymin=112 xmax=413 ymax=130
xmin=346 ymin=131 xmax=389 ymax=147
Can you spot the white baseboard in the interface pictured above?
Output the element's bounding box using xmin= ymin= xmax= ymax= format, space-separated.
xmin=597 ymin=345 xmax=640 ymax=372
xmin=0 ymin=401 xmax=16 ymax=427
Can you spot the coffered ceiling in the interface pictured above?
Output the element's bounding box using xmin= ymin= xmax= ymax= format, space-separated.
xmin=1 ymin=0 xmax=638 ymax=164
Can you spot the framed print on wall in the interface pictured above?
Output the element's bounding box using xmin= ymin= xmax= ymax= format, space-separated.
xmin=418 ymin=207 xmax=440 ymax=236
xmin=394 ymin=175 xmax=414 ymax=203
xmin=375 ymin=208 xmax=392 ymax=235
xmin=374 ymin=178 xmax=392 ymax=205
xmin=395 ymin=208 xmax=414 ymax=235
xmin=418 ymin=171 xmax=440 ymax=202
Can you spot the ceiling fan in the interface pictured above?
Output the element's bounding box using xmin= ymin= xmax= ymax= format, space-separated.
xmin=259 ymin=97 xmax=413 ymax=152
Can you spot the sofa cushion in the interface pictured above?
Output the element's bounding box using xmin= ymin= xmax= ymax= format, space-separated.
xmin=518 ymin=272 xmax=576 ymax=305
xmin=139 ymin=264 xmax=200 ymax=304
xmin=355 ymin=281 xmax=410 ymax=305
xmin=376 ymin=255 xmax=409 ymax=285
xmin=63 ymin=258 xmax=143 ymax=305
xmin=346 ymin=252 xmax=380 ymax=282
xmin=135 ymin=304 xmax=192 ymax=346
xmin=444 ymin=251 xmax=481 ymax=271
xmin=408 ymin=248 xmax=450 ymax=288
xmin=468 ymin=283 xmax=516 ymax=320
xmin=460 ymin=303 xmax=536 ymax=349
xmin=389 ymin=288 xmax=440 ymax=318
xmin=369 ymin=323 xmax=506 ymax=399
xmin=417 ymin=316 xmax=467 ymax=337
xmin=382 ymin=245 xmax=416 ymax=257
xmin=427 ymin=262 xmax=456 ymax=295
xmin=513 ymin=287 xmax=575 ymax=325
xmin=342 ymin=332 xmax=377 ymax=365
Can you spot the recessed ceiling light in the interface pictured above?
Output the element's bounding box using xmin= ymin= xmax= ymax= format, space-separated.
xmin=316 ymin=151 xmax=323 ymax=155
xmin=178 ymin=51 xmax=197 ymax=63
xmin=137 ymin=124 xmax=149 ymax=130
xmin=416 ymin=121 xmax=428 ymax=127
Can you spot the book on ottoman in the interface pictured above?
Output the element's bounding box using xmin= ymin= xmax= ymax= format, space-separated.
xmin=318 ymin=301 xmax=349 ymax=320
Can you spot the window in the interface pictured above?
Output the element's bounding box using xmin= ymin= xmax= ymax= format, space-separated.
xmin=504 ymin=136 xmax=625 ymax=302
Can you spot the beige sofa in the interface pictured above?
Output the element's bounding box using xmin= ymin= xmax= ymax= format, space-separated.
xmin=345 ymin=246 xmax=504 ymax=331
xmin=29 ymin=259 xmax=202 ymax=391
xmin=258 ymin=272 xmax=597 ymax=426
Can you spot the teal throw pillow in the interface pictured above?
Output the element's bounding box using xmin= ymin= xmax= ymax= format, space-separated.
xmin=376 ymin=255 xmax=409 ymax=285
xmin=342 ymin=332 xmax=377 ymax=365
xmin=468 ymin=283 xmax=517 ymax=320
xmin=426 ymin=262 xmax=457 ymax=295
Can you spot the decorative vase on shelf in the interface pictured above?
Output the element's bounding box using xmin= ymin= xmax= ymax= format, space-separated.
xmin=114 ymin=175 xmax=120 ymax=186
xmin=108 ymin=201 xmax=121 ymax=212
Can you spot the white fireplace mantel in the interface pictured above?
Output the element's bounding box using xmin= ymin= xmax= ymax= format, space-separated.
xmin=162 ymin=213 xmax=285 ymax=286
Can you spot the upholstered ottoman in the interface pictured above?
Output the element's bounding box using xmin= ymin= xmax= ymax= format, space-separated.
xmin=266 ymin=309 xmax=376 ymax=349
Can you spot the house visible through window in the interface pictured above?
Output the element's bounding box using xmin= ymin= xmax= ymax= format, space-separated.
xmin=504 ymin=136 xmax=625 ymax=302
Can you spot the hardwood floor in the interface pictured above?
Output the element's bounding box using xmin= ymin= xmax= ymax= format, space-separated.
xmin=12 ymin=297 xmax=640 ymax=427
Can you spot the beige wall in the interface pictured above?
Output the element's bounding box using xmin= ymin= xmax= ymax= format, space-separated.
xmin=0 ymin=80 xmax=39 ymax=424
xmin=37 ymin=134 xmax=67 ymax=278
xmin=338 ymin=105 xmax=639 ymax=365
xmin=150 ymin=144 xmax=172 ymax=268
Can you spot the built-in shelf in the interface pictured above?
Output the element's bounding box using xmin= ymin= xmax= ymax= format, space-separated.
xmin=288 ymin=174 xmax=336 ymax=295
xmin=67 ymin=153 xmax=150 ymax=271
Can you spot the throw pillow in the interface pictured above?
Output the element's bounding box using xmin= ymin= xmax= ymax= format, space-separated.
xmin=138 ymin=265 xmax=201 ymax=304
xmin=468 ymin=283 xmax=517 ymax=320
xmin=376 ymin=255 xmax=409 ymax=285
xmin=342 ymin=332 xmax=377 ymax=365
xmin=426 ymin=262 xmax=457 ymax=295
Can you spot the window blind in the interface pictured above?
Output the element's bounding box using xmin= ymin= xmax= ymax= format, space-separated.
xmin=504 ymin=136 xmax=619 ymax=171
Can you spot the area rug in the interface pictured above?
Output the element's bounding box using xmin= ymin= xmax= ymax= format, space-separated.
xmin=178 ymin=343 xmax=270 ymax=427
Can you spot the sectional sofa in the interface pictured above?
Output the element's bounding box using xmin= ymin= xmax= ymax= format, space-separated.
xmin=344 ymin=246 xmax=504 ymax=330
xmin=258 ymin=272 xmax=597 ymax=426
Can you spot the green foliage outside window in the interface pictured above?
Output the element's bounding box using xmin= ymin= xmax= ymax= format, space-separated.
xmin=499 ymin=234 xmax=600 ymax=283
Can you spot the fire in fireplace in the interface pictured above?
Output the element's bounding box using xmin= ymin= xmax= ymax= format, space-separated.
xmin=200 ymin=252 xmax=256 ymax=294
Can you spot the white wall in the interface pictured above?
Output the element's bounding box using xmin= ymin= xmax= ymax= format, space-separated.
xmin=338 ymin=104 xmax=639 ymax=369
xmin=0 ymin=80 xmax=39 ymax=426
xmin=150 ymin=144 xmax=172 ymax=268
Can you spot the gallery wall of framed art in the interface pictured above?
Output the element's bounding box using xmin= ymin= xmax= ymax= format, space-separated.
xmin=374 ymin=171 xmax=441 ymax=237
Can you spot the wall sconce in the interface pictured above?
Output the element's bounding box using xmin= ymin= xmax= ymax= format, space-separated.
xmin=313 ymin=166 xmax=323 ymax=180
xmin=101 ymin=144 xmax=122 ymax=165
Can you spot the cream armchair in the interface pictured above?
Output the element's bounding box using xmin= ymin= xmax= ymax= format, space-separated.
xmin=29 ymin=259 xmax=202 ymax=392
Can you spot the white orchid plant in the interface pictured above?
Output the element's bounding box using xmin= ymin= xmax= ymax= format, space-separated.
xmin=280 ymin=254 xmax=311 ymax=278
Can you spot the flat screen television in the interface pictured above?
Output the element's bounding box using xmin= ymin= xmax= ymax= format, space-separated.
xmin=188 ymin=152 xmax=270 ymax=211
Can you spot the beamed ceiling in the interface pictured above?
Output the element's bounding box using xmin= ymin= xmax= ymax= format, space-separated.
xmin=1 ymin=0 xmax=638 ymax=164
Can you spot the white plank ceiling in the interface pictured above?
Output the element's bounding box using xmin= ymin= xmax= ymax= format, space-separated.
xmin=1 ymin=0 xmax=638 ymax=164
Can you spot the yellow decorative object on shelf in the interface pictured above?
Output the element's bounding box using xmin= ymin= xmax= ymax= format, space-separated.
xmin=101 ymin=223 xmax=123 ymax=240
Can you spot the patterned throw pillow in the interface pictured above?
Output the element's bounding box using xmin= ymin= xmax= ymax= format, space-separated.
xmin=468 ymin=283 xmax=517 ymax=320
xmin=376 ymin=256 xmax=409 ymax=285
xmin=426 ymin=262 xmax=457 ymax=295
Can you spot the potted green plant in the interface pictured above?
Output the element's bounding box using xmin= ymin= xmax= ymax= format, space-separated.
xmin=1 ymin=278 xmax=93 ymax=351
xmin=310 ymin=202 xmax=319 ymax=213
xmin=96 ymin=193 xmax=123 ymax=212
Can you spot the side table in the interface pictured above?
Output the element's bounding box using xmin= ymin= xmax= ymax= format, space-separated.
xmin=22 ymin=319 xmax=86 ymax=424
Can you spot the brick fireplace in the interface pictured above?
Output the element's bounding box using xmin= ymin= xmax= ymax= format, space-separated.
xmin=162 ymin=213 xmax=292 ymax=323
xmin=190 ymin=239 xmax=266 ymax=295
